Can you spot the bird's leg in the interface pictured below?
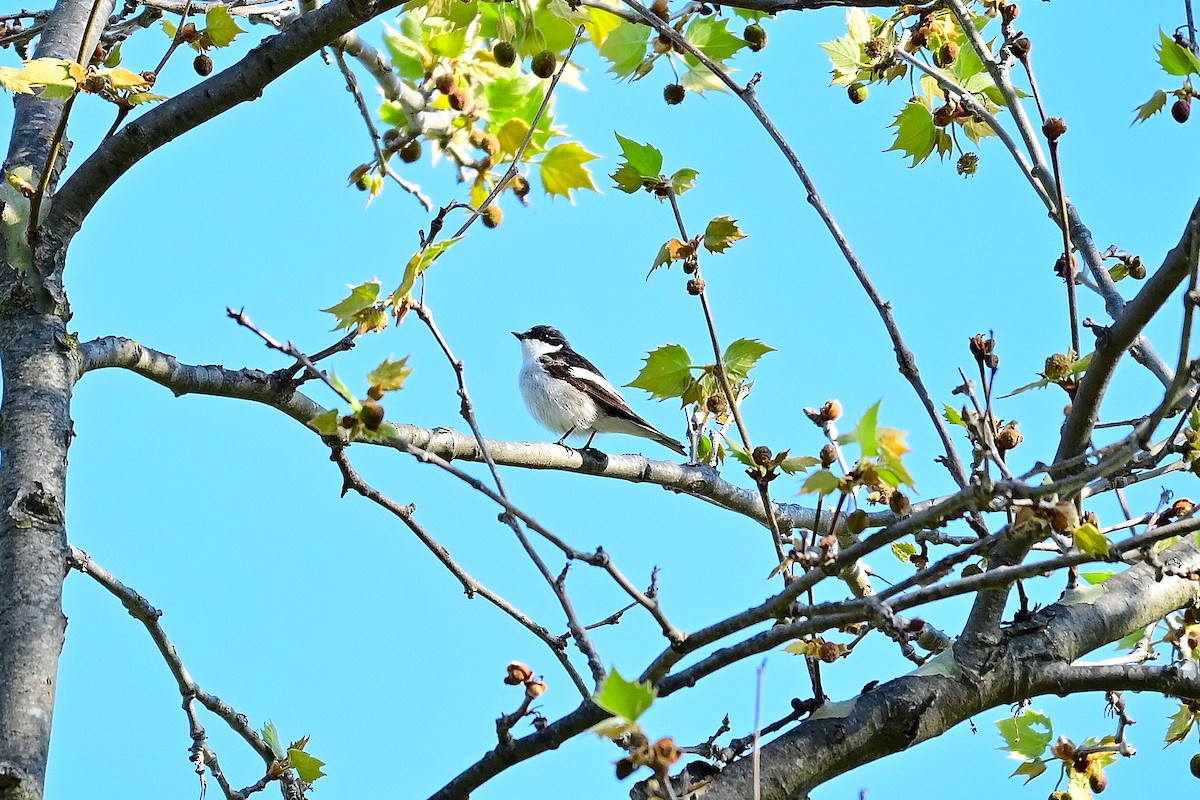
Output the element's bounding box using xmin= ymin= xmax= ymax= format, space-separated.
xmin=583 ymin=430 xmax=598 ymax=450
xmin=555 ymin=427 xmax=576 ymax=446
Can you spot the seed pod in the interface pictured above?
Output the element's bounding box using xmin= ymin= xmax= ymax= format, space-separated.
xmin=367 ymin=385 xmax=384 ymax=401
xmin=509 ymin=175 xmax=530 ymax=198
xmin=846 ymin=509 xmax=870 ymax=536
xmin=359 ymin=401 xmax=385 ymax=431
xmin=193 ymin=54 xmax=213 ymax=76
xmin=1001 ymin=2 xmax=1020 ymax=22
xmin=686 ymin=277 xmax=705 ymax=295
xmin=434 ymin=73 xmax=456 ymax=94
xmin=995 ymin=422 xmax=1023 ymax=453
xmin=743 ymin=23 xmax=767 ymax=52
xmin=531 ymin=50 xmax=557 ymax=79
xmin=664 ymin=83 xmax=685 ymax=105
xmin=706 ymin=393 xmax=728 ymax=414
xmin=819 ymin=399 xmax=842 ymax=422
xmin=933 ymin=41 xmax=958 ymax=67
xmin=482 ymin=205 xmax=503 ymax=229
xmin=399 ymin=139 xmax=422 ymax=163
xmin=889 ymin=491 xmax=911 ymax=516
xmin=820 ymin=444 xmax=837 ymax=469
xmin=505 ymin=661 xmax=534 ymax=685
xmin=1042 ymin=117 xmax=1067 ymax=141
xmin=752 ymin=445 xmax=772 ymax=466
xmin=493 ymin=40 xmax=516 ymax=68
xmin=1010 ymin=36 xmax=1031 ymax=58
xmin=650 ymin=0 xmax=670 ymax=20
xmin=1173 ymin=97 xmax=1192 ymax=124
xmin=447 ymin=87 xmax=468 ymax=111
xmin=847 ymin=82 xmax=868 ymax=104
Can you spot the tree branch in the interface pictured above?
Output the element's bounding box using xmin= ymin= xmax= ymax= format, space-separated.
xmin=44 ymin=0 xmax=405 ymax=246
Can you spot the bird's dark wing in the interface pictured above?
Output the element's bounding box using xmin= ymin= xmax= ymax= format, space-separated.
xmin=541 ymin=352 xmax=647 ymax=425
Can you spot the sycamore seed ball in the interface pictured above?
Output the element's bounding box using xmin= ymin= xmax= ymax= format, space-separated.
xmin=531 ymin=50 xmax=556 ymax=79
xmin=493 ymin=41 xmax=516 ymax=68
xmin=664 ymin=83 xmax=685 ymax=105
xmin=194 ymin=53 xmax=213 ymax=76
xmin=482 ymin=205 xmax=503 ymax=228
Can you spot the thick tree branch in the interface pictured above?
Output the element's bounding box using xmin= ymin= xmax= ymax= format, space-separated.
xmin=1056 ymin=198 xmax=1200 ymax=463
xmin=694 ymin=537 xmax=1200 ymax=800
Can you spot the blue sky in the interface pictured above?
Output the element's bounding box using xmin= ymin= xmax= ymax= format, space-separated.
xmin=7 ymin=1 xmax=1200 ymax=798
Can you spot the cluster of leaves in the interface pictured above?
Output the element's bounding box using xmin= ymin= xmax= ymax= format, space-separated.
xmin=821 ymin=7 xmax=1014 ymax=173
xmin=1132 ymin=30 xmax=1200 ymax=124
xmin=588 ymin=669 xmax=681 ymax=784
xmin=306 ymin=355 xmax=412 ymax=441
xmin=599 ymin=5 xmax=764 ymax=97
xmin=260 ymin=722 xmax=327 ymax=784
xmin=361 ymin=0 xmax=606 ymax=206
xmin=997 ymin=710 xmax=1117 ymax=799
xmin=0 ymin=57 xmax=158 ymax=104
xmin=802 ymin=401 xmax=915 ymax=499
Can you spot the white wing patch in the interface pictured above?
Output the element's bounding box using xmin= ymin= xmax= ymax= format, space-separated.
xmin=568 ymin=366 xmax=632 ymax=411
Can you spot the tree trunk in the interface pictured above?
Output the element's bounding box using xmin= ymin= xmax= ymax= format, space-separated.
xmin=0 ymin=2 xmax=112 ymax=796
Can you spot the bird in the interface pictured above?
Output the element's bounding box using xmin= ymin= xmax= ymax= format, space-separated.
xmin=513 ymin=325 xmax=687 ymax=456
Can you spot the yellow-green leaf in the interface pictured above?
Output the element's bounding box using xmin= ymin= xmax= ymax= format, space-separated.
xmin=307 ymin=410 xmax=340 ymax=437
xmin=1072 ymin=522 xmax=1110 ymax=557
xmin=799 ymin=468 xmax=840 ymax=496
xmin=205 ymin=5 xmax=247 ymax=48
xmin=703 ymin=216 xmax=746 ymax=254
xmin=287 ymin=747 xmax=327 ymax=783
xmin=540 ymin=141 xmax=599 ymax=199
xmin=368 ymin=357 xmax=413 ymax=392
xmin=321 ymin=280 xmax=382 ymax=330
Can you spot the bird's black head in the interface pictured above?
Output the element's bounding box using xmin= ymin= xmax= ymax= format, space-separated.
xmin=513 ymin=325 xmax=570 ymax=347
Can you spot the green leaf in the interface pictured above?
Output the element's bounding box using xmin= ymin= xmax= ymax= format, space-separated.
xmin=391 ymin=237 xmax=462 ymax=310
xmin=703 ymin=216 xmax=746 ymax=254
xmin=627 ymin=344 xmax=693 ymax=400
xmin=891 ymin=541 xmax=917 ymax=562
xmin=819 ymin=34 xmax=865 ymax=85
xmin=725 ymin=438 xmax=756 ymax=468
xmin=1010 ymin=759 xmax=1047 ymax=783
xmin=307 ymin=410 xmax=341 ymax=437
xmin=681 ymin=64 xmax=727 ymax=94
xmin=1080 ymin=570 xmax=1114 ymax=585
xmin=1132 ymin=89 xmax=1168 ymax=124
xmin=368 ymin=357 xmax=413 ymax=392
xmin=1072 ymin=523 xmax=1110 ymax=557
xmin=540 ymin=141 xmax=599 ymax=199
xmin=839 ymin=400 xmax=881 ymax=458
xmin=103 ymin=42 xmax=123 ymax=68
xmin=321 ymin=280 xmax=382 ymax=330
xmin=204 ymin=5 xmax=246 ymax=48
xmin=328 ymin=373 xmax=360 ymax=410
xmin=382 ymin=25 xmax=427 ymax=81
xmin=261 ymin=721 xmax=286 ymax=760
xmin=613 ymin=133 xmax=663 ymax=178
xmin=697 ymin=434 xmax=713 ymax=463
xmin=1157 ymin=29 xmax=1200 ymax=76
xmin=943 ymin=404 xmax=966 ymax=427
xmin=887 ymin=100 xmax=938 ymax=167
xmin=799 ymin=468 xmax=840 ymax=496
xmin=723 ymin=338 xmax=774 ymax=382
xmin=599 ymin=21 xmax=649 ymax=78
xmin=287 ymin=746 xmax=327 ymax=782
xmin=1165 ymin=701 xmax=1198 ymax=745
xmin=429 ymin=25 xmax=468 ymax=58
xmin=996 ymin=709 xmax=1053 ymax=761
xmin=779 ymin=455 xmax=819 ymax=474
xmin=683 ymin=16 xmax=745 ymax=63
xmin=670 ymin=168 xmax=699 ymax=195
xmin=611 ymin=163 xmax=644 ymax=193
xmin=379 ymin=101 xmax=408 ymax=127
xmin=593 ymin=667 xmax=656 ymax=723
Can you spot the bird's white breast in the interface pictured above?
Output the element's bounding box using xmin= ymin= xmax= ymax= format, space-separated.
xmin=519 ymin=360 xmax=600 ymax=435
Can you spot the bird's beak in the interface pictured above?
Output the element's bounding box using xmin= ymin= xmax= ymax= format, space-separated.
xmin=511 ymin=331 xmax=522 ymax=340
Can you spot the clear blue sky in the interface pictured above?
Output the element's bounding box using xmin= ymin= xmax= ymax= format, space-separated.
xmin=6 ymin=1 xmax=1198 ymax=798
